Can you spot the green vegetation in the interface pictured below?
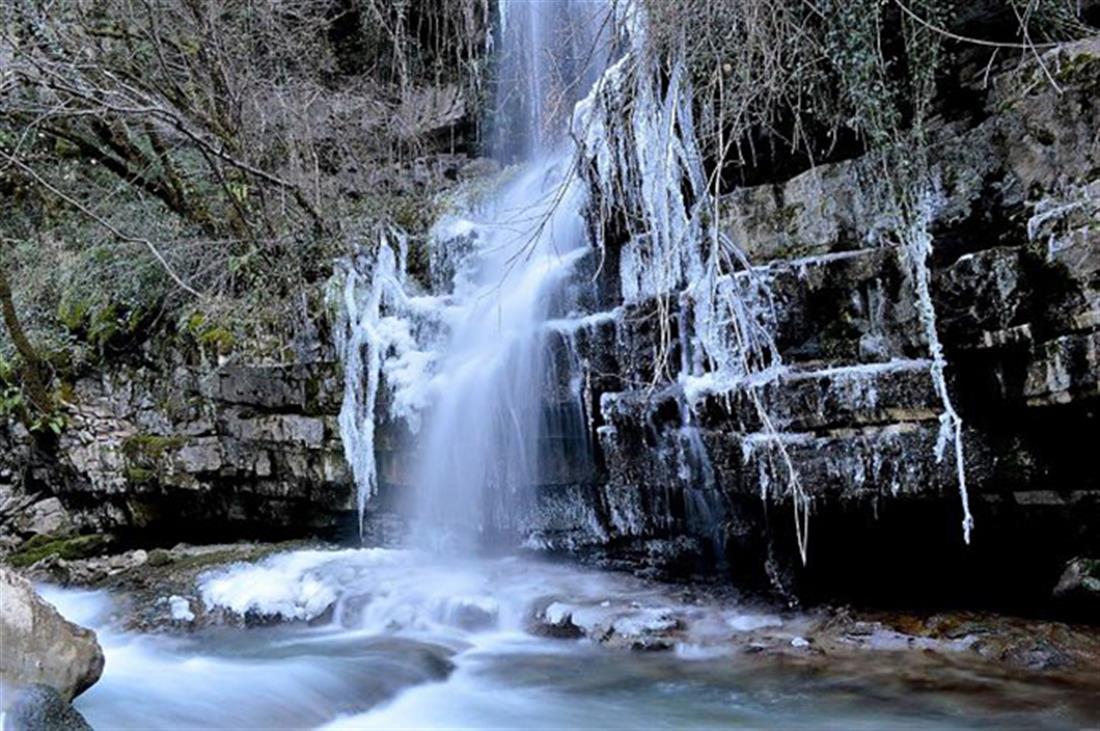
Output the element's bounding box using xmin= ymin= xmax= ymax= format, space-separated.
xmin=124 ymin=467 xmax=158 ymax=485
xmin=121 ymin=435 xmax=186 ymax=463
xmin=8 ymin=534 xmax=113 ymax=568
xmin=643 ymin=0 xmax=1095 ymax=178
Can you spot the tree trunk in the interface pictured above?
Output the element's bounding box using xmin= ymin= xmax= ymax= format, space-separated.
xmin=0 ymin=266 xmax=52 ymax=414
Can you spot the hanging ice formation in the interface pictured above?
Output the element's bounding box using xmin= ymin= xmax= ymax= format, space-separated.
xmin=576 ymin=9 xmax=812 ymax=562
xmin=898 ymin=185 xmax=974 ymax=544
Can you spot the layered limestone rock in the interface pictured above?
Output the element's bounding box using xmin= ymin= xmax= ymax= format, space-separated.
xmin=514 ymin=39 xmax=1100 ymax=603
xmin=0 ymin=362 xmax=354 ymax=550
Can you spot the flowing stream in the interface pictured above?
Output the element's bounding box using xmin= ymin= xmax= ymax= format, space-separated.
xmin=49 ymin=553 xmax=1098 ymax=730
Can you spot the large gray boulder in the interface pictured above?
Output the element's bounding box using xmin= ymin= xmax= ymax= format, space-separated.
xmin=0 ymin=568 xmax=104 ymax=702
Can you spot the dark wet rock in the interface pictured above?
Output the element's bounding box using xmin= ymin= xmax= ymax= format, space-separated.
xmin=1 ymin=684 xmax=94 ymax=731
xmin=0 ymin=569 xmax=104 ymax=702
xmin=504 ymin=38 xmax=1100 ymax=608
xmin=443 ymin=597 xmax=499 ymax=632
xmin=1054 ymin=557 xmax=1100 ymax=612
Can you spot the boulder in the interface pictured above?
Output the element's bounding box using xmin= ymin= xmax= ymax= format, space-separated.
xmin=443 ymin=597 xmax=498 ymax=631
xmin=1053 ymin=557 xmax=1100 ymax=611
xmin=11 ymin=500 xmax=75 ymax=541
xmin=1 ymin=684 xmax=94 ymax=731
xmin=0 ymin=569 xmax=104 ymax=701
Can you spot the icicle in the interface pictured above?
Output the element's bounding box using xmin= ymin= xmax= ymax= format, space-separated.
xmin=333 ymin=243 xmax=386 ymax=535
xmin=576 ymin=10 xmax=815 ymax=562
xmin=901 ymin=189 xmax=974 ymax=545
xmin=333 ymin=229 xmax=450 ymax=536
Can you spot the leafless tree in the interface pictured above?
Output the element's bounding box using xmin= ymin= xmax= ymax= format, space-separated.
xmin=0 ymin=0 xmax=488 ymax=412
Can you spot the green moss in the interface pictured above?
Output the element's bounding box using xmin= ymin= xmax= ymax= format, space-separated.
xmin=1054 ymin=52 xmax=1100 ymax=88
xmin=8 ymin=534 xmax=112 ymax=567
xmin=121 ymin=434 xmax=185 ymax=461
xmin=17 ymin=534 xmax=57 ymax=552
xmin=198 ymin=327 xmax=236 ymax=354
xmin=0 ymin=355 xmax=15 ymax=385
xmin=178 ymin=308 xmax=237 ymax=357
xmin=775 ymin=203 xmax=805 ymax=235
xmin=125 ymin=466 xmax=158 ymax=484
xmin=146 ymin=548 xmax=174 ymax=567
xmin=87 ymin=303 xmax=121 ymax=348
xmin=158 ymin=541 xmax=311 ymax=575
xmin=56 ymin=381 xmax=76 ymax=404
xmin=57 ymin=298 xmax=91 ymax=332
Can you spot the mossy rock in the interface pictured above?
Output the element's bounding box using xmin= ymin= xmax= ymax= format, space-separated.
xmin=198 ymin=327 xmax=236 ymax=355
xmin=1054 ymin=51 xmax=1100 ymax=90
xmin=57 ymin=298 xmax=92 ymax=333
xmin=121 ymin=434 xmax=185 ymax=462
xmin=8 ymin=534 xmax=113 ymax=568
xmin=124 ymin=466 xmax=158 ymax=485
xmin=146 ymin=548 xmax=174 ymax=567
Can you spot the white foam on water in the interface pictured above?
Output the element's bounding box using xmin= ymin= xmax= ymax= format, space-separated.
xmin=199 ymin=548 xmax=380 ymax=622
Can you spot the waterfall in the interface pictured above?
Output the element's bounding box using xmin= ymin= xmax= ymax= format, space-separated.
xmin=411 ymin=163 xmax=591 ymax=545
xmin=492 ymin=0 xmax=612 ymax=161
xmin=335 ymin=0 xmax=614 ymax=545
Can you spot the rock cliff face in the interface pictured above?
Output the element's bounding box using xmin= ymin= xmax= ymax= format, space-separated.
xmin=0 ymin=360 xmax=354 ymax=550
xmin=513 ymin=39 xmax=1100 ymax=606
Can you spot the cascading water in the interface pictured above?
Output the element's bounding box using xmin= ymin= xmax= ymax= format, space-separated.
xmin=411 ymin=162 xmax=591 ymax=544
xmin=336 ymin=0 xmax=615 ymax=546
xmin=334 ymin=0 xmax=797 ymax=555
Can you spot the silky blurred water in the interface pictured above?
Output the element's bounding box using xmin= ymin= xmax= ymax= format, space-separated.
xmin=39 ymin=550 xmax=1099 ymax=730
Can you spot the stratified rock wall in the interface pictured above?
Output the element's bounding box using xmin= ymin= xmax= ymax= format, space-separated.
xmin=518 ymin=39 xmax=1100 ymax=605
xmin=0 ymin=361 xmax=354 ymax=548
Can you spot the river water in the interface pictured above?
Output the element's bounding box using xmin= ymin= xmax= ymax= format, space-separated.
xmin=42 ymin=548 xmax=1099 ymax=730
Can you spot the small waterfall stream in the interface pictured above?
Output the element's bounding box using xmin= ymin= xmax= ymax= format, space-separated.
xmin=411 ymin=162 xmax=590 ymax=544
